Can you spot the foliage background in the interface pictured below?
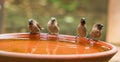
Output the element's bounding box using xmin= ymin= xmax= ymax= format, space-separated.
xmin=4 ymin=0 xmax=108 ymax=40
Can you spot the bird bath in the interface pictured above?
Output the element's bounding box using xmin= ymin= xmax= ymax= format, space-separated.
xmin=0 ymin=33 xmax=118 ymax=62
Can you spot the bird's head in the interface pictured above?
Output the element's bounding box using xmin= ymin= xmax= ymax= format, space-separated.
xmin=29 ymin=19 xmax=34 ymax=25
xmin=80 ymin=18 xmax=86 ymax=25
xmin=51 ymin=17 xmax=56 ymax=23
xmin=96 ymin=24 xmax=104 ymax=30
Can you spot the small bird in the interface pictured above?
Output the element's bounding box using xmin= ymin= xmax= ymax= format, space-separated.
xmin=29 ymin=19 xmax=44 ymax=34
xmin=90 ymin=23 xmax=104 ymax=41
xmin=47 ymin=17 xmax=60 ymax=34
xmin=77 ymin=18 xmax=87 ymax=38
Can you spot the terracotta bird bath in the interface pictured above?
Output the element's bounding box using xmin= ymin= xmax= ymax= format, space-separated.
xmin=0 ymin=33 xmax=118 ymax=62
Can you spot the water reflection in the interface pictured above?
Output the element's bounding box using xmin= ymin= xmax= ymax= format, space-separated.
xmin=46 ymin=41 xmax=59 ymax=54
xmin=28 ymin=34 xmax=40 ymax=53
xmin=27 ymin=40 xmax=40 ymax=53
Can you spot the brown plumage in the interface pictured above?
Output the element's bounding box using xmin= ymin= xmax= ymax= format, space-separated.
xmin=90 ymin=23 xmax=103 ymax=41
xmin=77 ymin=18 xmax=86 ymax=37
xmin=47 ymin=17 xmax=60 ymax=34
xmin=29 ymin=19 xmax=44 ymax=34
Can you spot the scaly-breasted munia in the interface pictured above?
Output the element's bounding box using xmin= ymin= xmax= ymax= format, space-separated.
xmin=29 ymin=19 xmax=44 ymax=34
xmin=90 ymin=23 xmax=103 ymax=41
xmin=47 ymin=17 xmax=60 ymax=34
xmin=77 ymin=18 xmax=86 ymax=38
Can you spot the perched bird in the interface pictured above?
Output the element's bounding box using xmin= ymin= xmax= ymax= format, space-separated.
xmin=29 ymin=19 xmax=44 ymax=34
xmin=77 ymin=18 xmax=87 ymax=38
xmin=47 ymin=17 xmax=60 ymax=34
xmin=90 ymin=23 xmax=104 ymax=41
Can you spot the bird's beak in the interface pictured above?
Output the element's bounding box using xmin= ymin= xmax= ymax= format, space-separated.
xmin=81 ymin=20 xmax=86 ymax=25
xmin=81 ymin=18 xmax=86 ymax=25
xmin=51 ymin=17 xmax=56 ymax=23
xmin=29 ymin=20 xmax=33 ymax=25
xmin=98 ymin=24 xmax=104 ymax=30
xmin=51 ymin=19 xmax=55 ymax=23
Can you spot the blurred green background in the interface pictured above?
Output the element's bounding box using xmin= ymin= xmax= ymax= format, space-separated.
xmin=0 ymin=0 xmax=108 ymax=41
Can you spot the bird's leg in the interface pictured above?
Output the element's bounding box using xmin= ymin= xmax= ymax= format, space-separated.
xmin=86 ymin=36 xmax=91 ymax=41
xmin=75 ymin=35 xmax=79 ymax=38
xmin=92 ymin=38 xmax=99 ymax=42
xmin=86 ymin=36 xmax=95 ymax=47
xmin=75 ymin=35 xmax=80 ymax=44
xmin=47 ymin=33 xmax=59 ymax=41
xmin=86 ymin=34 xmax=91 ymax=41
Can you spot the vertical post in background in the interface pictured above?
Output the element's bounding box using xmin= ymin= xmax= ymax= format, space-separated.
xmin=107 ymin=0 xmax=120 ymax=44
xmin=0 ymin=0 xmax=4 ymax=33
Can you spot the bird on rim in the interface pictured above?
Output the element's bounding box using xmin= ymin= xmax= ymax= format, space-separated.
xmin=47 ymin=17 xmax=60 ymax=35
xmin=77 ymin=18 xmax=87 ymax=38
xmin=90 ymin=23 xmax=104 ymax=41
xmin=28 ymin=19 xmax=44 ymax=34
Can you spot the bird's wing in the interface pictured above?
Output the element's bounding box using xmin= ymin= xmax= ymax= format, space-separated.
xmin=57 ymin=23 xmax=60 ymax=27
xmin=37 ymin=23 xmax=44 ymax=30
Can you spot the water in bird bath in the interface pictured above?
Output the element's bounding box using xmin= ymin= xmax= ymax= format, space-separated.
xmin=0 ymin=38 xmax=110 ymax=55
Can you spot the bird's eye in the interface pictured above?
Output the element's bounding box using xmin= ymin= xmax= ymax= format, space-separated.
xmin=97 ymin=24 xmax=101 ymax=27
xmin=29 ymin=22 xmax=32 ymax=25
xmin=81 ymin=20 xmax=86 ymax=24
xmin=98 ymin=24 xmax=103 ymax=27
xmin=29 ymin=21 xmax=33 ymax=25
xmin=52 ymin=19 xmax=55 ymax=22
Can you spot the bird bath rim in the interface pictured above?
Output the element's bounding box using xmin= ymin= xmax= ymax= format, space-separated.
xmin=0 ymin=33 xmax=118 ymax=59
